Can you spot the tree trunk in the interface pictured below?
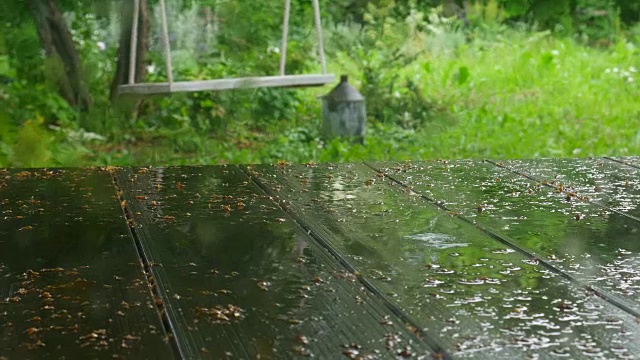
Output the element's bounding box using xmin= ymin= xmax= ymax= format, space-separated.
xmin=29 ymin=0 xmax=92 ymax=111
xmin=110 ymin=0 xmax=149 ymax=101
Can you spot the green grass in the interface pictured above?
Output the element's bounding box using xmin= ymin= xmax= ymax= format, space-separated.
xmin=6 ymin=27 xmax=640 ymax=167
xmin=414 ymin=30 xmax=640 ymax=159
xmin=320 ymin=28 xmax=640 ymax=162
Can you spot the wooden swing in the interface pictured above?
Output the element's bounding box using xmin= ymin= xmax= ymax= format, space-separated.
xmin=117 ymin=0 xmax=335 ymax=96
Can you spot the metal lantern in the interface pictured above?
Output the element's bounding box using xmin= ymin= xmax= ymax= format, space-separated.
xmin=321 ymin=75 xmax=366 ymax=141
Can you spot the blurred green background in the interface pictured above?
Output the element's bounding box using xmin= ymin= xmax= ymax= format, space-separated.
xmin=1 ymin=0 xmax=639 ymax=167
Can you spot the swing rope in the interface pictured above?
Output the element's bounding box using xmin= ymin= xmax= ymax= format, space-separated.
xmin=312 ymin=0 xmax=327 ymax=74
xmin=158 ymin=0 xmax=173 ymax=83
xmin=279 ymin=0 xmax=291 ymax=76
xmin=127 ymin=0 xmax=140 ymax=84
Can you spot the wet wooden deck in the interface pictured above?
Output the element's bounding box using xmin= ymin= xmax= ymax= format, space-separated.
xmin=1 ymin=157 xmax=640 ymax=359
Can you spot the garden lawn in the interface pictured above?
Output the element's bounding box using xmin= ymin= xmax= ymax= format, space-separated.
xmin=11 ymin=28 xmax=640 ymax=167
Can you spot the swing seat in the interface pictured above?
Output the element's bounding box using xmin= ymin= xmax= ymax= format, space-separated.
xmin=117 ymin=74 xmax=336 ymax=96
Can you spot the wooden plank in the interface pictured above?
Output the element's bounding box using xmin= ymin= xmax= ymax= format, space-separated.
xmin=373 ymin=159 xmax=640 ymax=305
xmin=118 ymin=74 xmax=336 ymax=95
xmin=0 ymin=168 xmax=173 ymax=359
xmin=249 ymin=161 xmax=640 ymax=358
xmin=118 ymin=82 xmax=171 ymax=95
xmin=493 ymin=157 xmax=640 ymax=220
xmin=608 ymin=156 xmax=640 ymax=170
xmin=115 ymin=166 xmax=444 ymax=359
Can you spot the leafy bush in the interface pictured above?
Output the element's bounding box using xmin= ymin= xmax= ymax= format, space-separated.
xmin=328 ymin=5 xmax=461 ymax=128
xmin=4 ymin=81 xmax=76 ymax=126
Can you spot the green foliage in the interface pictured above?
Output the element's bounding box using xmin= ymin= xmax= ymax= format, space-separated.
xmin=4 ymin=22 xmax=44 ymax=82
xmin=617 ymin=0 xmax=640 ymax=24
xmin=501 ymin=0 xmax=529 ymax=19
xmin=4 ymin=81 xmax=76 ymax=126
xmin=490 ymin=0 xmax=629 ymax=44
xmin=11 ymin=118 xmax=52 ymax=168
xmin=573 ymin=0 xmax=621 ymax=45
xmin=0 ymin=108 xmax=14 ymax=165
xmin=328 ymin=5 xmax=447 ymax=128
xmin=530 ymin=0 xmax=574 ymax=33
xmin=467 ymin=0 xmax=506 ymax=24
xmin=453 ymin=65 xmax=470 ymax=85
